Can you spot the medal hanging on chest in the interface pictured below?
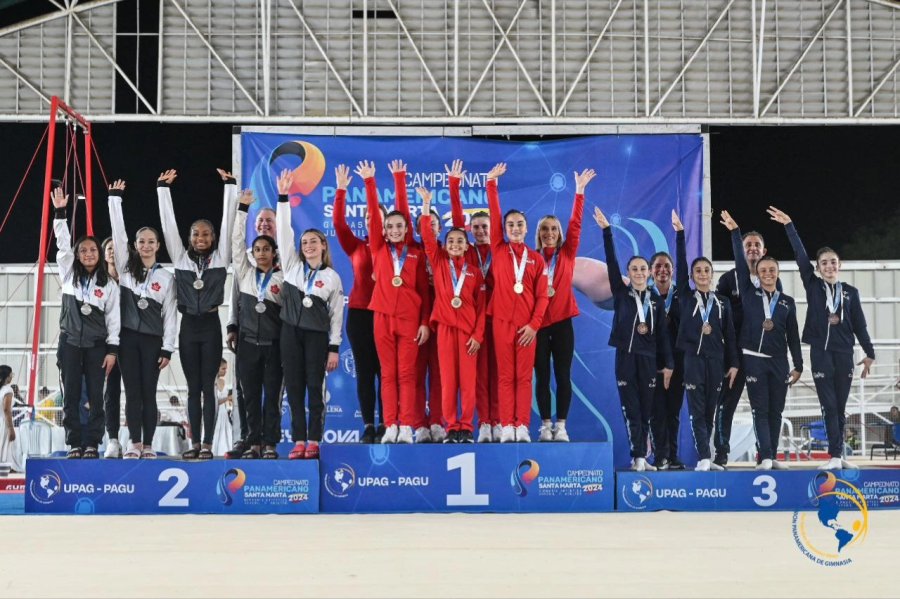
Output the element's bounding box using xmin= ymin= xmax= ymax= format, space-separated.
xmin=256 ymin=268 xmax=275 ymax=314
xmin=511 ymin=245 xmax=527 ymax=295
xmin=302 ymin=264 xmax=320 ymax=309
xmin=761 ymin=290 xmax=780 ymax=332
xmin=448 ymin=259 xmax=468 ymax=309
xmin=193 ymin=254 xmax=210 ymax=290
xmin=390 ymin=243 xmax=407 ymax=288
xmin=545 ymin=250 xmax=558 ymax=298
xmin=696 ymin=291 xmax=716 ymax=336
xmin=825 ymin=281 xmax=842 ymax=326
xmin=633 ymin=289 xmax=651 ymax=335
xmin=79 ymin=275 xmax=96 ymax=316
xmin=137 ymin=264 xmax=160 ymax=310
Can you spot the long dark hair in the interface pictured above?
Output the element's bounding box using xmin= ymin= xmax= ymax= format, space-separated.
xmin=126 ymin=226 xmax=162 ymax=284
xmin=0 ymin=365 xmax=11 ymax=386
xmin=72 ymin=236 xmax=109 ymax=287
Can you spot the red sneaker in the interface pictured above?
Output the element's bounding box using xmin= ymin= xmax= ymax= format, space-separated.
xmin=304 ymin=443 xmax=320 ymax=460
xmin=288 ymin=442 xmax=306 ymax=460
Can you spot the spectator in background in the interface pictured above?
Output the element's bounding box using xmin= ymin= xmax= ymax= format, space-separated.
xmin=890 ymin=406 xmax=900 ymax=424
xmin=10 ymin=384 xmax=26 ymax=426
xmin=843 ymin=427 xmax=859 ymax=456
xmin=0 ymin=365 xmax=24 ymax=472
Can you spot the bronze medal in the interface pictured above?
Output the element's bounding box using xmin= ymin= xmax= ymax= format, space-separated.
xmin=828 ymin=313 xmax=840 ymax=326
xmin=636 ymin=322 xmax=649 ymax=335
xmin=701 ymin=323 xmax=712 ymax=335
xmin=762 ymin=318 xmax=775 ymax=332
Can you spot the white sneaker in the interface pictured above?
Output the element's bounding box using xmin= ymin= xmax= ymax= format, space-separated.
xmin=755 ymin=459 xmax=773 ymax=470
xmin=500 ymin=425 xmax=516 ymax=443
xmin=553 ymin=422 xmax=570 ymax=442
xmin=771 ymin=460 xmax=790 ymax=470
xmin=414 ymin=426 xmax=432 ymax=443
xmin=104 ymin=439 xmax=122 ymax=459
xmin=429 ymin=424 xmax=446 ymax=444
xmin=398 ymin=425 xmax=415 ymax=444
xmin=819 ymin=457 xmax=843 ymax=471
xmin=538 ymin=423 xmax=553 ymax=442
xmin=840 ymin=458 xmax=859 ymax=470
xmin=492 ymin=424 xmax=503 ymax=443
xmin=710 ymin=461 xmax=725 ymax=471
xmin=695 ymin=459 xmax=711 ymax=471
xmin=477 ymin=423 xmax=493 ymax=443
xmin=381 ymin=424 xmax=399 ymax=444
xmin=643 ymin=459 xmax=657 ymax=472
xmin=632 ymin=457 xmax=646 ymax=471
xmin=515 ymin=425 xmax=531 ymax=443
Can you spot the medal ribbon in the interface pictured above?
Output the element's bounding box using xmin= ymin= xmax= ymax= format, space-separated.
xmin=448 ymin=259 xmax=468 ymax=299
xmin=256 ymin=268 xmax=275 ymax=303
xmin=390 ymin=243 xmax=408 ymax=279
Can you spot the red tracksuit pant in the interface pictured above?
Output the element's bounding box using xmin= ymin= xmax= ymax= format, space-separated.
xmin=437 ymin=323 xmax=478 ymax=432
xmin=416 ymin=332 xmax=443 ymax=428
xmin=492 ymin=318 xmax=536 ymax=427
xmin=374 ymin=313 xmax=420 ymax=427
xmin=476 ymin=317 xmax=499 ymax=426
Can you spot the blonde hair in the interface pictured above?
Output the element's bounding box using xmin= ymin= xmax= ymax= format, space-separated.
xmin=300 ymin=229 xmax=333 ymax=269
xmin=534 ymin=215 xmax=564 ymax=251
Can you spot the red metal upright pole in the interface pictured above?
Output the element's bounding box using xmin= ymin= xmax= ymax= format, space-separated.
xmin=27 ymin=96 xmax=60 ymax=409
xmin=84 ymin=123 xmax=94 ymax=236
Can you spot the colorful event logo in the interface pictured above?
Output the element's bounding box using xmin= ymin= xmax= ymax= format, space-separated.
xmin=249 ymin=140 xmax=326 ymax=208
xmin=29 ymin=470 xmax=62 ymax=505
xmin=621 ymin=476 xmax=654 ymax=510
xmin=792 ymin=472 xmax=869 ymax=567
xmin=511 ymin=460 xmax=540 ymax=497
xmin=324 ymin=463 xmax=357 ymax=498
xmin=216 ymin=468 xmax=247 ymax=506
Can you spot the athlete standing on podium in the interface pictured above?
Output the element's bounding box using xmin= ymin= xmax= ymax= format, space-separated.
xmin=594 ymin=206 xmax=673 ymax=471
xmin=767 ymin=206 xmax=874 ymax=471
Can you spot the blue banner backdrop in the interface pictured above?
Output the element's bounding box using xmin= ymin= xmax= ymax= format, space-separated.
xmin=617 ymin=468 xmax=900 ymax=512
xmin=24 ymin=459 xmax=319 ymax=514
xmin=320 ymin=442 xmax=613 ymax=513
xmin=240 ymin=133 xmax=704 ymax=468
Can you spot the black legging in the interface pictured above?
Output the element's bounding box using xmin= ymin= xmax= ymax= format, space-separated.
xmin=534 ymin=317 xmax=575 ymax=420
xmin=179 ymin=312 xmax=222 ymax=445
xmin=118 ymin=329 xmax=162 ymax=445
xmin=281 ymin=323 xmax=329 ymax=443
xmin=346 ymin=308 xmax=383 ymax=427
xmin=232 ymin=333 xmax=249 ymax=440
xmin=104 ymin=361 xmax=121 ymax=438
xmin=59 ymin=339 xmax=107 ymax=448
xmin=237 ymin=339 xmax=283 ymax=446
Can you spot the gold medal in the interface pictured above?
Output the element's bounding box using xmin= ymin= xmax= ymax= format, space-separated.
xmin=391 ymin=276 xmax=403 ymax=287
xmin=451 ymin=296 xmax=463 ymax=309
xmin=762 ymin=318 xmax=774 ymax=331
xmin=548 ymin=286 xmax=556 ymax=298
xmin=513 ymin=282 xmax=524 ymax=294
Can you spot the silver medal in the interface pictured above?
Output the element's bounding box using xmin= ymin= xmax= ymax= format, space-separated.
xmin=254 ymin=302 xmax=267 ymax=314
xmin=80 ymin=303 xmax=92 ymax=316
xmin=137 ymin=297 xmax=149 ymax=310
xmin=193 ymin=278 xmax=204 ymax=290
xmin=302 ymin=296 xmax=314 ymax=308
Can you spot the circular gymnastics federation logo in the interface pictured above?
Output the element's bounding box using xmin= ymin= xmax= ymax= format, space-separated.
xmin=29 ymin=470 xmax=62 ymax=504
xmin=791 ymin=472 xmax=869 ymax=567
xmin=621 ymin=476 xmax=653 ymax=510
xmin=216 ymin=468 xmax=247 ymax=506
xmin=324 ymin=464 xmax=357 ymax=498
xmin=510 ymin=459 xmax=540 ymax=497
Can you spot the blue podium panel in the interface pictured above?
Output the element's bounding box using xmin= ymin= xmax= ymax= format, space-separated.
xmin=617 ymin=468 xmax=900 ymax=512
xmin=25 ymin=459 xmax=319 ymax=515
xmin=319 ymin=442 xmax=613 ymax=513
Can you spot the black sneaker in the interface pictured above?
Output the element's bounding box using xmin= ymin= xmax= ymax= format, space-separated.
xmin=655 ymin=458 xmax=670 ymax=471
xmin=667 ymin=458 xmax=686 ymax=471
xmin=713 ymin=453 xmax=728 ymax=468
xmin=374 ymin=424 xmax=386 ymax=444
xmin=360 ymin=425 xmax=376 ymax=444
xmin=224 ymin=439 xmax=248 ymax=460
xmin=458 ymin=430 xmax=474 ymax=444
xmin=443 ymin=430 xmax=460 ymax=444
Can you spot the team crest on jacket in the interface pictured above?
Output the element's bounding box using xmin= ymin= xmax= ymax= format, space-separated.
xmin=315 ymin=281 xmax=325 ymax=288
xmin=151 ymin=282 xmax=161 ymax=292
xmin=270 ymin=284 xmax=280 ymax=294
xmin=93 ymin=289 xmax=104 ymax=298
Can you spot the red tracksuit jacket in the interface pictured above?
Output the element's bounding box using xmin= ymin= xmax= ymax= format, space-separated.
xmin=540 ymin=192 xmax=584 ymax=328
xmin=449 ymin=175 xmax=494 ymax=304
xmin=333 ymin=188 xmax=375 ymax=310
